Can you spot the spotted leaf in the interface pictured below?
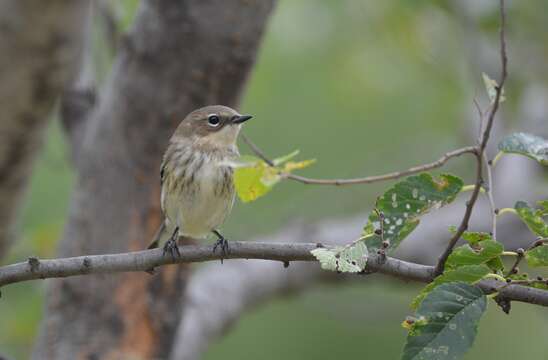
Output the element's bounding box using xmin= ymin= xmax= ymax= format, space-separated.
xmin=363 ymin=173 xmax=464 ymax=251
xmin=311 ymin=241 xmax=368 ymax=273
xmin=402 ymin=282 xmax=486 ymax=360
xmin=498 ymin=133 xmax=548 ymax=165
xmin=515 ymin=201 xmax=548 ymax=238
xmin=411 ymin=265 xmax=490 ymax=310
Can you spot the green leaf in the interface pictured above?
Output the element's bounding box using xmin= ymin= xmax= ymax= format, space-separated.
xmin=362 ymin=174 xmax=464 ymax=251
xmin=482 ymin=72 xmax=505 ymax=103
xmin=232 ymin=151 xmax=315 ymax=202
xmin=411 ymin=265 xmax=490 ymax=310
xmin=485 ymin=257 xmax=505 ymax=272
xmin=233 ymin=160 xmax=278 ymax=202
xmin=461 ymin=231 xmax=492 ymax=246
xmin=283 ymin=159 xmax=317 ymax=172
xmin=450 ymin=231 xmax=504 ymax=270
xmin=525 ymin=245 xmax=548 ymax=267
xmin=446 ymin=237 xmax=503 ymax=269
xmin=514 ymin=201 xmax=548 ymax=237
xmin=498 ymin=133 xmax=548 ymax=165
xmin=311 ymin=241 xmax=368 ymax=273
xmin=537 ymin=200 xmax=548 ymax=216
xmin=272 ymin=149 xmax=300 ymax=166
xmin=402 ymin=282 xmax=486 ymax=360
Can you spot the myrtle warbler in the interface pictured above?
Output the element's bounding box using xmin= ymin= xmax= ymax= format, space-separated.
xmin=148 ymin=105 xmax=252 ymax=257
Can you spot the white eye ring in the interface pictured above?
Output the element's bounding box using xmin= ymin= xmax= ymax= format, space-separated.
xmin=207 ymin=114 xmax=221 ymax=127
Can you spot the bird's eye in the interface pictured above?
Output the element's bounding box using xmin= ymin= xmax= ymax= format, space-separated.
xmin=207 ymin=114 xmax=221 ymax=127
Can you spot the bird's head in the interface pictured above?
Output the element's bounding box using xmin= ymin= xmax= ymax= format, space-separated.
xmin=172 ymin=105 xmax=252 ymax=149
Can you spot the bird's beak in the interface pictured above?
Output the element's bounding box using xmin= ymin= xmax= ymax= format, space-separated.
xmin=232 ymin=115 xmax=253 ymax=124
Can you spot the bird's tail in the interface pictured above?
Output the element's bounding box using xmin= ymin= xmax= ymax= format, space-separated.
xmin=147 ymin=222 xmax=166 ymax=249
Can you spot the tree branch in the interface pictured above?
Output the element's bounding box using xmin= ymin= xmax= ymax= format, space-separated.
xmin=0 ymin=242 xmax=427 ymax=287
xmin=242 ymin=133 xmax=477 ymax=186
xmin=434 ymin=0 xmax=508 ymax=276
xmin=1 ymin=242 xmax=546 ymax=307
xmin=286 ymin=146 xmax=476 ymax=185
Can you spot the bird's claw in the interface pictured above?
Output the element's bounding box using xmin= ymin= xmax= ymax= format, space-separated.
xmin=212 ymin=234 xmax=230 ymax=263
xmin=163 ymin=238 xmax=181 ymax=259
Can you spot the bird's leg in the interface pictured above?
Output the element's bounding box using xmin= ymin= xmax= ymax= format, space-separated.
xmin=212 ymin=229 xmax=230 ymax=261
xmin=163 ymin=226 xmax=181 ymax=258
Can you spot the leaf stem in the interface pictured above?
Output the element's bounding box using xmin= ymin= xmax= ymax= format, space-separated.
xmin=461 ymin=184 xmax=486 ymax=193
xmin=483 ymin=153 xmax=498 ymax=240
xmin=501 ymin=251 xmax=518 ymax=257
xmin=491 ymin=151 xmax=504 ymax=168
xmin=497 ymin=207 xmax=518 ymax=217
xmin=484 ymin=273 xmax=507 ymax=282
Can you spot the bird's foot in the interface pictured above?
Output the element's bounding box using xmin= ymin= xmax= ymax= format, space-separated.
xmin=163 ymin=227 xmax=181 ymax=258
xmin=163 ymin=238 xmax=181 ymax=258
xmin=212 ymin=230 xmax=230 ymax=262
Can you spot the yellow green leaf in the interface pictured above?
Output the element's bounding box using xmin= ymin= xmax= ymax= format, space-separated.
xmin=233 ymin=162 xmax=274 ymax=202
xmin=272 ymin=150 xmax=300 ymax=166
xmin=482 ymin=72 xmax=505 ymax=103
xmin=232 ymin=150 xmax=315 ymax=202
xmin=283 ymin=159 xmax=316 ymax=173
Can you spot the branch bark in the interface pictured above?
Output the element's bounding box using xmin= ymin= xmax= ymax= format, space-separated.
xmin=0 ymin=242 xmax=435 ymax=288
xmin=2 ymin=243 xmax=545 ymax=306
xmin=34 ymin=1 xmax=276 ymax=359
xmin=0 ymin=0 xmax=91 ymax=259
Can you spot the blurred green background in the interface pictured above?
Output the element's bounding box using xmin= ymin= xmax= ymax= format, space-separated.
xmin=1 ymin=1 xmax=547 ymax=359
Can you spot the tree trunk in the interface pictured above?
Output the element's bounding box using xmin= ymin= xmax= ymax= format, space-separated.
xmin=0 ymin=0 xmax=90 ymax=259
xmin=35 ymin=1 xmax=276 ymax=359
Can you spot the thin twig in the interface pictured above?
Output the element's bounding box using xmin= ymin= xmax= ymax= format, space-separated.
xmin=241 ymin=134 xmax=275 ymax=166
xmin=509 ymin=279 xmax=548 ymax=287
xmin=474 ymin=98 xmax=497 ymax=239
xmin=242 ymin=133 xmax=477 ymax=186
xmin=0 ymin=242 xmax=546 ymax=307
xmin=506 ymin=238 xmax=548 ymax=277
xmin=434 ymin=0 xmax=508 ymax=276
xmin=484 ymin=153 xmax=498 ymax=239
xmin=506 ymin=248 xmax=524 ymax=277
